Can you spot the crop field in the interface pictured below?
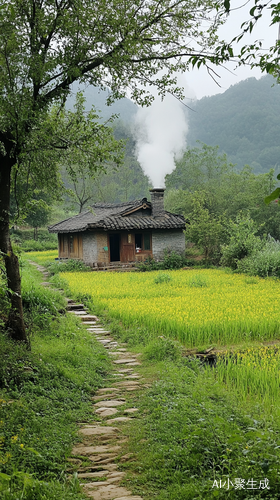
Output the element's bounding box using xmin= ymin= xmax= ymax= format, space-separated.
xmin=26 ymin=249 xmax=58 ymax=266
xmin=61 ymin=268 xmax=280 ymax=347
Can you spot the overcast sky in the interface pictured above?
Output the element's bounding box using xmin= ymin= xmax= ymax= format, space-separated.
xmin=184 ymin=0 xmax=278 ymax=101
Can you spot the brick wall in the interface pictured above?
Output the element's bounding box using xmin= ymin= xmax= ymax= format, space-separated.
xmin=152 ymin=230 xmax=185 ymax=260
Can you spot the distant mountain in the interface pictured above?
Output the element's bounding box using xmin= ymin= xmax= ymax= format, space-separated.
xmin=187 ymin=75 xmax=280 ymax=174
xmin=66 ymin=83 xmax=138 ymax=123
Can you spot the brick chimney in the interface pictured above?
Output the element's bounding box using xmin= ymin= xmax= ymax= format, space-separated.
xmin=150 ymin=188 xmax=165 ymax=217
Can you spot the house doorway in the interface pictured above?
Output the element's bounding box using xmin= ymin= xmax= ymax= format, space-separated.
xmin=109 ymin=234 xmax=120 ymax=261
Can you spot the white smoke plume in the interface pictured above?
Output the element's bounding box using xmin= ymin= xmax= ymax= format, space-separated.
xmin=133 ymin=74 xmax=193 ymax=187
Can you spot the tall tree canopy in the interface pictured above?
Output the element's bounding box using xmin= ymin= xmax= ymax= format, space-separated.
xmin=0 ymin=0 xmax=227 ymax=342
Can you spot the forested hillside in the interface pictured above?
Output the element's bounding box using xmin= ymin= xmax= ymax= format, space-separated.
xmin=187 ymin=75 xmax=280 ymax=174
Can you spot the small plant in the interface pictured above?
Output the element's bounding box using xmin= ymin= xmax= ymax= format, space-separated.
xmin=47 ymin=259 xmax=91 ymax=275
xmin=154 ymin=272 xmax=172 ymax=284
xmin=188 ymin=274 xmax=208 ymax=287
xmin=143 ymin=336 xmax=182 ymax=361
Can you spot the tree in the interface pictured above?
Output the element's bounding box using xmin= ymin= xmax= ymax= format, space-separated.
xmin=59 ymin=94 xmax=124 ymax=213
xmin=165 ymin=143 xmax=280 ymax=240
xmin=0 ymin=0 xmax=228 ymax=341
xmin=220 ymin=1 xmax=280 ymax=79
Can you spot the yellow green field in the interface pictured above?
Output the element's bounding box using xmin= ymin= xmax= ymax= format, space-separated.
xmin=61 ymin=268 xmax=280 ymax=347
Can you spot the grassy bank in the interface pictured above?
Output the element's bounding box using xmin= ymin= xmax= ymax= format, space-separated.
xmin=125 ymin=359 xmax=280 ymax=499
xmin=0 ymin=259 xmax=110 ymax=500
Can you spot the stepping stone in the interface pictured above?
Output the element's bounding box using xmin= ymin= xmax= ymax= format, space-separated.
xmin=123 ymin=408 xmax=139 ymax=414
xmin=83 ymin=471 xmax=125 ymax=485
xmin=117 ymin=369 xmax=133 ymax=373
xmin=69 ymin=311 xmax=87 ymax=315
xmin=87 ymin=453 xmax=118 ymax=464
xmin=72 ymin=444 xmax=121 ymax=455
xmin=67 ymin=303 xmax=84 ymax=309
xmin=115 ymin=381 xmax=140 ymax=387
xmin=112 ymin=373 xmax=124 ymax=377
xmin=78 ymin=426 xmax=119 ymax=436
xmin=99 ymin=339 xmax=111 ymax=344
xmin=96 ymin=388 xmax=120 ymax=394
xmin=95 ymin=408 xmax=118 ymax=417
xmin=106 ymin=417 xmax=132 ymax=424
xmin=94 ymin=400 xmax=126 ymax=408
xmin=91 ymin=329 xmax=111 ymax=334
xmin=125 ymin=375 xmax=141 ymax=379
xmin=125 ymin=387 xmax=140 ymax=391
xmin=41 ymin=282 xmax=50 ymax=286
xmin=85 ymin=322 xmax=99 ymax=326
xmin=83 ymin=484 xmax=137 ymax=499
xmin=113 ymin=359 xmax=136 ymax=365
xmin=80 ymin=315 xmax=98 ymax=321
xmin=78 ymin=471 xmax=124 ymax=480
xmin=92 ymin=393 xmax=120 ymax=401
xmin=117 ymin=348 xmax=127 ymax=352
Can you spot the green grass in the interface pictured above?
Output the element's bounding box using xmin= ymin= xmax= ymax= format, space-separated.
xmin=0 ymin=261 xmax=111 ymax=500
xmin=124 ymin=359 xmax=280 ymax=499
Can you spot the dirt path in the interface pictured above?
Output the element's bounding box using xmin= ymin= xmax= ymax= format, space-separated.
xmin=67 ymin=300 xmax=144 ymax=500
xmin=30 ymin=262 xmax=144 ymax=500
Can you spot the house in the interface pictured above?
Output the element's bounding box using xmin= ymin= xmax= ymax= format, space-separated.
xmin=48 ymin=188 xmax=186 ymax=267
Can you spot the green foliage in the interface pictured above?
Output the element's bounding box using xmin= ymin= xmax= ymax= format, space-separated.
xmin=47 ymin=259 xmax=91 ymax=275
xmin=188 ymin=274 xmax=208 ymax=287
xmin=237 ymin=237 xmax=280 ymax=278
xmin=165 ymin=143 xmax=280 ymax=242
xmin=184 ymin=193 xmax=227 ymax=263
xmin=154 ymin=273 xmax=172 ymax=284
xmin=129 ymin=360 xmax=280 ymax=498
xmin=220 ymin=214 xmax=263 ymax=269
xmin=0 ymin=334 xmax=37 ymax=390
xmin=143 ymin=337 xmax=182 ymax=362
xmin=0 ymin=261 xmax=110 ymax=498
xmin=137 ymin=251 xmax=186 ymax=272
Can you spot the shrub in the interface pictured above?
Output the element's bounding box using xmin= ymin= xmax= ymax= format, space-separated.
xmin=143 ymin=337 xmax=183 ymax=361
xmin=154 ymin=272 xmax=172 ymax=284
xmin=47 ymin=259 xmax=91 ymax=275
xmin=220 ymin=214 xmax=263 ymax=269
xmin=188 ymin=274 xmax=208 ymax=287
xmin=237 ymin=236 xmax=280 ymax=278
xmin=137 ymin=250 xmax=186 ymax=272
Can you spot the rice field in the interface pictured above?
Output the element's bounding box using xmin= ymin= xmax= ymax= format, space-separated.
xmin=61 ymin=268 xmax=280 ymax=347
xmin=26 ymin=250 xmax=58 ymax=266
xmin=215 ymin=345 xmax=280 ymax=407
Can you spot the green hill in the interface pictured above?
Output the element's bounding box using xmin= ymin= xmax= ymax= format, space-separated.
xmin=187 ymin=75 xmax=280 ymax=174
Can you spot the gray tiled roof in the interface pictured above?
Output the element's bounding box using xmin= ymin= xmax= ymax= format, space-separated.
xmin=48 ymin=198 xmax=185 ymax=233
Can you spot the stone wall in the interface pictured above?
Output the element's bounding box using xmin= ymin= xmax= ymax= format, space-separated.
xmin=152 ymin=230 xmax=185 ymax=260
xmin=82 ymin=232 xmax=109 ymax=266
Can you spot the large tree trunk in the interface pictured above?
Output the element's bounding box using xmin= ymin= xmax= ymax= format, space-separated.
xmin=0 ymin=153 xmax=28 ymax=343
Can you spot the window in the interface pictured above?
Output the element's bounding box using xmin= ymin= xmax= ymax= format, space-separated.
xmin=135 ymin=233 xmax=151 ymax=251
xmin=144 ymin=233 xmax=151 ymax=250
xmin=135 ymin=233 xmax=142 ymax=250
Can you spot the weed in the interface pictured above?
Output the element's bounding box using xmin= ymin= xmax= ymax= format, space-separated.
xmin=154 ymin=273 xmax=172 ymax=284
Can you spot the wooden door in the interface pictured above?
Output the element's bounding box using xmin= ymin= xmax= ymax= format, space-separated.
xmin=122 ymin=244 xmax=135 ymax=262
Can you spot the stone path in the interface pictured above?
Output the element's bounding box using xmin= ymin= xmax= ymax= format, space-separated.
xmin=30 ymin=260 xmax=144 ymax=499
xmin=66 ymin=298 xmax=144 ymax=500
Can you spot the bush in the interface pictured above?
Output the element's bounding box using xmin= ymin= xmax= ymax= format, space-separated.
xmin=47 ymin=259 xmax=91 ymax=275
xmin=237 ymin=236 xmax=280 ymax=278
xmin=137 ymin=250 xmax=186 ymax=272
xmin=154 ymin=272 xmax=172 ymax=284
xmin=220 ymin=214 xmax=263 ymax=269
xmin=21 ymin=240 xmax=57 ymax=252
xmin=143 ymin=337 xmax=183 ymax=362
